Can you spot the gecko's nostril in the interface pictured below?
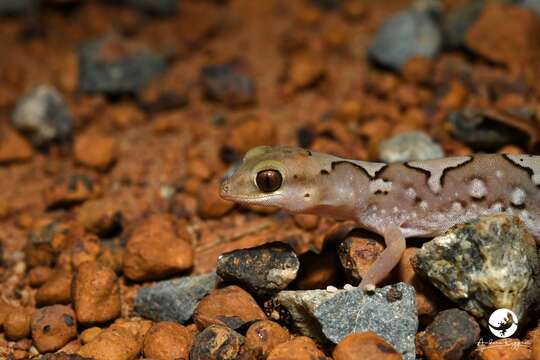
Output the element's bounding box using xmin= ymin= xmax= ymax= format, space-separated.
xmin=220 ymin=179 xmax=231 ymax=195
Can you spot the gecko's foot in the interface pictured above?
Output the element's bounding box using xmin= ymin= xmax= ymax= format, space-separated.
xmin=360 ymin=282 xmax=376 ymax=293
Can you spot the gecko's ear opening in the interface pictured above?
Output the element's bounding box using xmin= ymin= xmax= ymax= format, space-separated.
xmin=244 ymin=146 xmax=273 ymax=161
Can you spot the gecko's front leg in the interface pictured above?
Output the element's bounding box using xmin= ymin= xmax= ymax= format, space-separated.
xmin=358 ymin=225 xmax=406 ymax=291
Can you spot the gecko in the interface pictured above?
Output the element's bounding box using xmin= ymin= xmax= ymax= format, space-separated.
xmin=219 ymin=145 xmax=540 ymax=291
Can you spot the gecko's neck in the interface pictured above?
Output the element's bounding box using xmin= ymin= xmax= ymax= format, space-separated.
xmin=307 ymin=161 xmax=371 ymax=221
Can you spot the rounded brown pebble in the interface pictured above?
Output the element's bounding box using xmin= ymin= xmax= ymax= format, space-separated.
xmin=74 ymin=132 xmax=117 ymax=170
xmin=80 ymin=327 xmax=103 ymax=344
xmin=123 ymin=213 xmax=193 ymax=281
xmin=4 ymin=307 xmax=32 ymax=340
xmin=245 ymin=320 xmax=290 ymax=358
xmin=77 ymin=325 xmax=141 ymax=360
xmin=532 ymin=330 xmax=540 ymax=360
xmin=143 ymin=322 xmax=193 ymax=360
xmin=30 ymin=305 xmax=77 ymax=353
xmin=267 ymin=336 xmax=328 ymax=360
xmin=0 ymin=300 xmax=16 ymax=328
xmin=0 ymin=128 xmax=34 ymax=164
xmin=70 ymin=234 xmax=101 ymax=269
xmin=190 ymin=324 xmax=244 ymax=360
xmin=28 ymin=266 xmax=54 ymax=288
xmin=333 ymin=331 xmax=401 ymax=360
xmin=419 ymin=308 xmax=480 ymax=360
xmin=76 ymin=198 xmax=123 ymax=237
xmin=338 ymin=235 xmax=385 ymax=283
xmin=402 ymin=56 xmax=434 ymax=84
xmin=72 ymin=261 xmax=121 ymax=325
xmin=293 ymin=214 xmax=320 ymax=231
xmin=193 ymin=285 xmax=266 ymax=331
xmin=35 ymin=269 xmax=72 ymax=306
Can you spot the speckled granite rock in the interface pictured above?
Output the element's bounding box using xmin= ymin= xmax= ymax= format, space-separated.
xmin=12 ymin=85 xmax=73 ymax=147
xmin=216 ymin=242 xmax=299 ymax=295
xmin=134 ymin=272 xmax=219 ymax=323
xmin=378 ymin=131 xmax=444 ymax=163
xmin=272 ymin=283 xmax=417 ymax=360
xmin=412 ymin=214 xmax=540 ymax=327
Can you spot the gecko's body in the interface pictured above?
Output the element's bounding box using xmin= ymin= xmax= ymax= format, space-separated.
xmin=220 ymin=146 xmax=540 ymax=290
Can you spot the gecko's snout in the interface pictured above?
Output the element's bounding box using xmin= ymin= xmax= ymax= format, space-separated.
xmin=219 ymin=161 xmax=241 ymax=199
xmin=219 ymin=178 xmax=231 ymax=199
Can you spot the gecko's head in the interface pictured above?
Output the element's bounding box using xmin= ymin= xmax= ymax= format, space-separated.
xmin=220 ymin=146 xmax=328 ymax=212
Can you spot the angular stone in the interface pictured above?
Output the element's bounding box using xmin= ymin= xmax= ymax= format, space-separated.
xmin=216 ymin=242 xmax=300 ymax=295
xmin=412 ymin=214 xmax=540 ymax=327
xmin=12 ymin=85 xmax=73 ymax=147
xmin=273 ymin=283 xmax=417 ymax=360
xmin=134 ymin=272 xmax=219 ymax=323
xmin=368 ymin=9 xmax=442 ymax=70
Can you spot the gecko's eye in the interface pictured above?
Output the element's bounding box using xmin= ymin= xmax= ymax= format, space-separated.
xmin=256 ymin=169 xmax=282 ymax=193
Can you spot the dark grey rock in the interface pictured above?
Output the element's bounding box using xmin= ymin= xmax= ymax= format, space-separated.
xmin=11 ymin=85 xmax=73 ymax=147
xmin=448 ymin=108 xmax=531 ymax=151
xmin=134 ymin=272 xmax=219 ymax=323
xmin=190 ymin=324 xmax=244 ymax=360
xmin=412 ymin=215 xmax=540 ymax=327
xmin=442 ymin=0 xmax=484 ymax=48
xmin=309 ymin=0 xmax=341 ymax=11
xmin=418 ymin=309 xmax=480 ymax=359
xmin=368 ymin=9 xmax=442 ymax=71
xmin=79 ymin=35 xmax=167 ymax=95
xmin=378 ymin=131 xmax=444 ymax=163
xmin=216 ymin=242 xmax=299 ymax=295
xmin=201 ymin=61 xmax=256 ymax=107
xmin=126 ymin=0 xmax=179 ymax=16
xmin=273 ymin=283 xmax=417 ymax=360
xmin=0 ymin=0 xmax=39 ymax=15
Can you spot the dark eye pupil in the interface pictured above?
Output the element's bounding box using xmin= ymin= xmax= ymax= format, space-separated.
xmin=256 ymin=170 xmax=282 ymax=193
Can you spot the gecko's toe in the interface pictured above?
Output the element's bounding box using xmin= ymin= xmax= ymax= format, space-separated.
xmin=361 ymin=283 xmax=376 ymax=293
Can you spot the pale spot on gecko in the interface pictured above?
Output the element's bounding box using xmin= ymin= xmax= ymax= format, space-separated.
xmin=511 ymin=187 xmax=526 ymax=207
xmin=419 ymin=201 xmax=429 ymax=210
xmin=469 ymin=178 xmax=487 ymax=199
xmin=451 ymin=202 xmax=462 ymax=212
xmin=369 ymin=179 xmax=393 ymax=194
xmin=490 ymin=202 xmax=503 ymax=212
xmin=405 ymin=187 xmax=416 ymax=200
